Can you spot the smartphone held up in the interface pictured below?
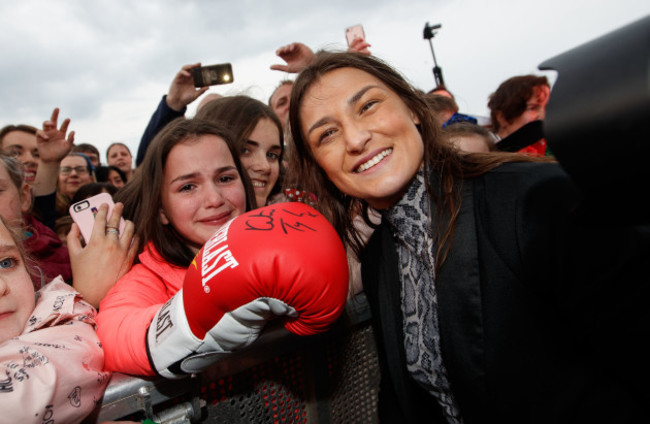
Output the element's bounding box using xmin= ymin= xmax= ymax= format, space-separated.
xmin=69 ymin=192 xmax=126 ymax=244
xmin=345 ymin=24 xmax=366 ymax=46
xmin=192 ymin=63 xmax=234 ymax=87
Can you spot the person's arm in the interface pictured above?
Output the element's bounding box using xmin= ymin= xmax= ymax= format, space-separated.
xmin=31 ymin=191 xmax=57 ymax=230
xmin=136 ymin=96 xmax=185 ymax=166
xmin=67 ymin=202 xmax=137 ymax=308
xmin=136 ymin=63 xmax=209 ymax=166
xmin=270 ymin=42 xmax=316 ymax=73
xmin=32 ymin=107 xmax=74 ymax=197
xmin=0 ymin=279 xmax=110 ymax=423
xmin=96 ymin=258 xmax=184 ymax=376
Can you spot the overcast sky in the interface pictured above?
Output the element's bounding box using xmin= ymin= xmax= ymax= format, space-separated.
xmin=1 ymin=0 xmax=648 ymax=163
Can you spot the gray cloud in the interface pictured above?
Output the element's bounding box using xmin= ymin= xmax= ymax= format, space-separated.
xmin=1 ymin=0 xmax=648 ymax=159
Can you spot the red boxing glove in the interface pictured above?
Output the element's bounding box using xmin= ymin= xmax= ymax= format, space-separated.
xmin=147 ymin=202 xmax=349 ymax=377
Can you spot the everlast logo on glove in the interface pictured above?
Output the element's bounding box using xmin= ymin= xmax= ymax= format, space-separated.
xmin=155 ymin=298 xmax=174 ymax=342
xmin=199 ymin=218 xmax=238 ymax=292
xmin=147 ymin=202 xmax=349 ymax=379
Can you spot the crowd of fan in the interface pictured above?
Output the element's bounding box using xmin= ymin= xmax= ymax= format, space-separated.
xmin=1 ymin=33 xmax=612 ymax=424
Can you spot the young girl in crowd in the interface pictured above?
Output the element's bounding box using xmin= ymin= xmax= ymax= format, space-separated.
xmin=106 ymin=142 xmax=134 ymax=182
xmin=0 ymin=216 xmax=110 ymax=423
xmin=95 ymin=165 xmax=127 ymax=189
xmin=286 ymin=51 xmax=650 ymax=423
xmin=97 ymin=119 xmax=256 ymax=376
xmin=194 ymin=95 xmax=284 ymax=207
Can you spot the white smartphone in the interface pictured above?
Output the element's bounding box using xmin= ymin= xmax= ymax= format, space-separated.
xmin=69 ymin=192 xmax=126 ymax=244
xmin=345 ymin=24 xmax=366 ymax=46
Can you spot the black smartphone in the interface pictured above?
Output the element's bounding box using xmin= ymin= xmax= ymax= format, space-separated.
xmin=192 ymin=63 xmax=234 ymax=87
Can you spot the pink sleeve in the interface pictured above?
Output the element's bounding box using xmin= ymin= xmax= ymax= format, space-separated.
xmin=0 ymin=279 xmax=110 ymax=424
xmin=96 ymin=263 xmax=177 ymax=376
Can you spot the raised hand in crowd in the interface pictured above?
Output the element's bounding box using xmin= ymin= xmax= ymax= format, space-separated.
xmin=67 ymin=202 xmax=137 ymax=308
xmin=32 ymin=107 xmax=74 ymax=196
xmin=136 ymin=63 xmax=211 ymax=166
xmin=270 ymin=42 xmax=316 ymax=73
xmin=347 ymin=36 xmax=371 ymax=55
xmin=165 ymin=63 xmax=210 ymax=112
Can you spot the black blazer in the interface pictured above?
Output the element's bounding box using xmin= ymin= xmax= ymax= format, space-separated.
xmin=361 ymin=162 xmax=650 ymax=423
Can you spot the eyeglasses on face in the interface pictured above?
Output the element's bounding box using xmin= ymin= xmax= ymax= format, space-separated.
xmin=59 ymin=166 xmax=90 ymax=175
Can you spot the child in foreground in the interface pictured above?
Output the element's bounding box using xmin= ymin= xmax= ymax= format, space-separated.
xmin=0 ymin=216 xmax=109 ymax=424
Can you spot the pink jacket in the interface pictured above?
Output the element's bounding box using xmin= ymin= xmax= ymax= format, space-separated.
xmin=0 ymin=277 xmax=109 ymax=424
xmin=96 ymin=242 xmax=186 ymax=376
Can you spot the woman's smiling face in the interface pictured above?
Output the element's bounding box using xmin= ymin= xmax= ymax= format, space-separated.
xmin=239 ymin=118 xmax=281 ymax=207
xmin=299 ymin=67 xmax=424 ymax=209
xmin=58 ymin=155 xmax=93 ymax=199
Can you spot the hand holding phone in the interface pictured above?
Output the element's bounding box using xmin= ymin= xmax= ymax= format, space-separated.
xmin=345 ymin=25 xmax=366 ymax=46
xmin=67 ymin=195 xmax=136 ymax=308
xmin=69 ymin=192 xmax=126 ymax=244
xmin=191 ymin=63 xmax=234 ymax=87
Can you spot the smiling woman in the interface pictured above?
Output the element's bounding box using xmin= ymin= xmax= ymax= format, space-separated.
xmin=55 ymin=152 xmax=95 ymax=218
xmin=286 ymin=51 xmax=650 ymax=423
xmin=298 ymin=66 xmax=424 ymax=210
xmin=0 ymin=124 xmax=39 ymax=185
xmin=194 ymin=95 xmax=284 ymax=207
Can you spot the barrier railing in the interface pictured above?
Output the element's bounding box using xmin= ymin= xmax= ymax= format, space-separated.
xmin=84 ymin=292 xmax=379 ymax=424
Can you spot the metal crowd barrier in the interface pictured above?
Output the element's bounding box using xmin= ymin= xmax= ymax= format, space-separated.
xmin=84 ymin=293 xmax=379 ymax=424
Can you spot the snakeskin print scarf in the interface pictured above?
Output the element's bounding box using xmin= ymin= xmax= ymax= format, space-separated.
xmin=383 ymin=169 xmax=463 ymax=424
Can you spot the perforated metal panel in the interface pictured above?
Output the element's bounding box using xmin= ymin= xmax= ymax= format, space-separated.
xmin=326 ymin=325 xmax=380 ymax=424
xmin=201 ymin=355 xmax=310 ymax=423
xmin=91 ymin=295 xmax=380 ymax=424
xmin=198 ymin=322 xmax=379 ymax=424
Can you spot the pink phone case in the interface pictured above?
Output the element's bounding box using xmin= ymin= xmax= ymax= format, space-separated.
xmin=69 ymin=192 xmax=125 ymax=244
xmin=345 ymin=24 xmax=365 ymax=46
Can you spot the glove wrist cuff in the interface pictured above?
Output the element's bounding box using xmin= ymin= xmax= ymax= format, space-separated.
xmin=146 ymin=290 xmax=202 ymax=379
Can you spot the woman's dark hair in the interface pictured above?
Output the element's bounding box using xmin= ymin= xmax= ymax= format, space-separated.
xmin=95 ymin=165 xmax=127 ymax=186
xmin=115 ymin=118 xmax=257 ymax=268
xmin=286 ymin=51 xmax=549 ymax=270
xmin=71 ymin=182 xmax=118 ymax=204
xmin=194 ymin=95 xmax=285 ymax=203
